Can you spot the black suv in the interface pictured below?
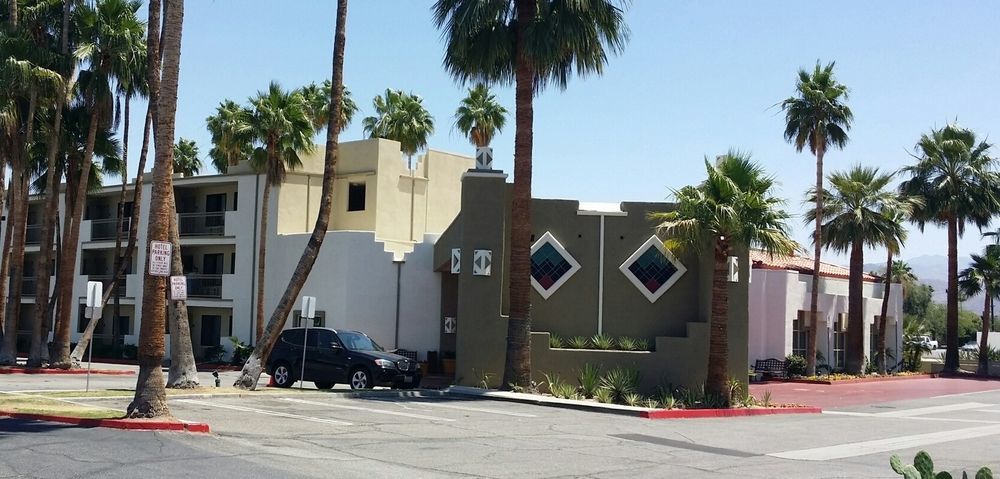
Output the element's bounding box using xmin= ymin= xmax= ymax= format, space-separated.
xmin=267 ymin=327 xmax=421 ymax=390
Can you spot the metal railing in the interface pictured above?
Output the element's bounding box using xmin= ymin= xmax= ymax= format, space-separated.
xmin=25 ymin=225 xmax=41 ymax=245
xmin=178 ymin=212 xmax=226 ymax=237
xmin=186 ymin=274 xmax=223 ymax=298
xmin=87 ymin=275 xmax=127 ymax=297
xmin=90 ymin=218 xmax=131 ymax=241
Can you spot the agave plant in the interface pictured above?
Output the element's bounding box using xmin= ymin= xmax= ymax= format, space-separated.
xmin=622 ymin=392 xmax=643 ymax=407
xmin=578 ymin=363 xmax=601 ymax=399
xmin=593 ymin=388 xmax=614 ymax=404
xmin=567 ymin=336 xmax=590 ymax=349
xmin=549 ymin=333 xmax=564 ymax=349
xmin=617 ymin=336 xmax=639 ymax=351
xmin=599 ymin=367 xmax=639 ymax=403
xmin=591 ymin=333 xmax=615 ymax=350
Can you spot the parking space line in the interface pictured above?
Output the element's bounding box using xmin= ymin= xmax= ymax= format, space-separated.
xmin=175 ymin=399 xmax=353 ymax=426
xmin=279 ymin=397 xmax=455 ymax=422
xmin=875 ymin=402 xmax=992 ymax=417
xmin=411 ymin=401 xmax=537 ymax=418
xmin=768 ymin=424 xmax=1000 ymax=461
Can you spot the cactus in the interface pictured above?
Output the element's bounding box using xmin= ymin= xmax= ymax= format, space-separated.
xmin=889 ymin=451 xmax=993 ymax=479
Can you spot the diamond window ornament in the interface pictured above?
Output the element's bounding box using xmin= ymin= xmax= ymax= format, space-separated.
xmin=530 ymin=232 xmax=581 ymax=299
xmin=620 ymin=235 xmax=687 ymax=302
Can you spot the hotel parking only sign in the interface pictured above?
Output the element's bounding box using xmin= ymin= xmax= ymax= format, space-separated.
xmin=148 ymin=240 xmax=172 ymax=277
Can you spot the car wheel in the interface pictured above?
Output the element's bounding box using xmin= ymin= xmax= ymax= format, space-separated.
xmin=314 ymin=381 xmax=335 ymax=390
xmin=349 ymin=368 xmax=371 ymax=389
xmin=272 ymin=362 xmax=294 ymax=388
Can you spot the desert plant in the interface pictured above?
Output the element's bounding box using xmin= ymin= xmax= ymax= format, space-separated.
xmin=594 ymin=388 xmax=613 ymax=404
xmin=543 ymin=372 xmax=578 ymax=399
xmin=785 ymin=355 xmax=807 ymax=377
xmin=549 ymin=333 xmax=564 ymax=349
xmin=591 ymin=333 xmax=615 ymax=350
xmin=567 ymin=336 xmax=590 ymax=349
xmin=473 ymin=369 xmax=495 ymax=389
xmin=890 ymin=450 xmax=993 ymax=479
xmin=661 ymin=395 xmax=679 ymax=410
xmin=578 ymin=363 xmax=601 ymax=399
xmin=617 ymin=336 xmax=639 ymax=351
xmin=635 ymin=338 xmax=650 ymax=351
xmin=599 ymin=367 xmax=639 ymax=403
xmin=678 ymin=387 xmax=701 ymax=408
xmin=622 ymin=392 xmax=643 ymax=407
xmin=203 ymin=345 xmax=226 ymax=363
xmin=760 ymin=390 xmax=773 ymax=408
xmin=725 ymin=376 xmax=745 ymax=406
xmin=229 ymin=337 xmax=253 ymax=365
xmin=643 ymin=398 xmax=660 ymax=409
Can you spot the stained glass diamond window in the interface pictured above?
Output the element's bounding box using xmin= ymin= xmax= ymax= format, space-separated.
xmin=620 ymin=236 xmax=687 ymax=302
xmin=530 ymin=232 xmax=581 ymax=299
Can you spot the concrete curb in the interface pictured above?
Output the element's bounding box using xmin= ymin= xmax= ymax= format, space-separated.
xmin=0 ymin=411 xmax=210 ymax=433
xmin=445 ymin=386 xmax=822 ymax=419
xmin=0 ymin=367 xmax=135 ymax=376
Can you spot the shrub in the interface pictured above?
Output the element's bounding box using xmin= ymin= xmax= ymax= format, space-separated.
xmin=549 ymin=333 xmax=564 ymax=349
xmin=593 ymin=388 xmax=613 ymax=404
xmin=543 ymin=372 xmax=577 ymax=399
xmin=229 ymin=337 xmax=253 ymax=365
xmin=890 ymin=450 xmax=993 ymax=479
xmin=634 ymin=338 xmax=650 ymax=351
xmin=578 ymin=363 xmax=601 ymax=398
xmin=622 ymin=392 xmax=643 ymax=407
xmin=617 ymin=336 xmax=639 ymax=351
xmin=785 ymin=355 xmax=807 ymax=377
xmin=567 ymin=336 xmax=589 ymax=349
xmin=203 ymin=345 xmax=226 ymax=363
xmin=599 ymin=367 xmax=639 ymax=403
xmin=591 ymin=333 xmax=615 ymax=350
xmin=661 ymin=395 xmax=679 ymax=410
xmin=643 ymin=398 xmax=660 ymax=409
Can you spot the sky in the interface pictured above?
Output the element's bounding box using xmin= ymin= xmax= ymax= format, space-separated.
xmin=120 ymin=1 xmax=1000 ymax=265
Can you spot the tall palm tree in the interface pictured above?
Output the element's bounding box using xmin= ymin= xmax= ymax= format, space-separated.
xmin=235 ymin=0 xmax=349 ymax=389
xmin=363 ymin=89 xmax=433 ymax=242
xmin=300 ymin=80 xmax=357 ymax=133
xmin=172 ymin=137 xmax=200 ymax=176
xmin=652 ymin=152 xmax=796 ymax=402
xmin=206 ymin=99 xmax=252 ymax=173
xmin=246 ymin=82 xmax=314 ymax=343
xmin=806 ymin=166 xmax=911 ymax=374
xmin=52 ymin=0 xmax=145 ymax=368
xmin=958 ymin=247 xmax=1000 ymax=376
xmin=433 ymin=0 xmax=630 ymax=388
xmin=454 ymin=83 xmax=507 ymax=149
xmin=875 ymin=236 xmax=916 ymax=374
xmin=780 ymin=61 xmax=853 ymax=376
xmin=982 ymin=229 xmax=1000 ymax=331
xmin=899 ymin=123 xmax=1000 ymax=373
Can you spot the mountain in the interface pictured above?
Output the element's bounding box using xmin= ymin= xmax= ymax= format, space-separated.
xmin=865 ymin=254 xmax=980 ymax=312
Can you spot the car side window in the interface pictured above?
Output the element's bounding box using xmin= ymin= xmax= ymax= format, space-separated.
xmin=316 ymin=330 xmax=337 ymax=348
xmin=306 ymin=330 xmax=320 ymax=348
xmin=283 ymin=330 xmax=303 ymax=346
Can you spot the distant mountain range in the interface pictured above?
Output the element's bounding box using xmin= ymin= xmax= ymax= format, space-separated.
xmin=864 ymin=254 xmax=982 ymax=313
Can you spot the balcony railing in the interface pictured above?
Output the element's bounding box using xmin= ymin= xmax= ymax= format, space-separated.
xmin=90 ymin=218 xmax=132 ymax=241
xmin=178 ymin=212 xmax=226 ymax=237
xmin=21 ymin=277 xmax=36 ymax=296
xmin=87 ymin=275 xmax=127 ymax=298
xmin=25 ymin=225 xmax=41 ymax=245
xmin=186 ymin=274 xmax=223 ymax=298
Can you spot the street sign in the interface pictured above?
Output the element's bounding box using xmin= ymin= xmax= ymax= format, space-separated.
xmin=85 ymin=281 xmax=103 ymax=320
xmin=148 ymin=240 xmax=172 ymax=276
xmin=170 ymin=276 xmax=187 ymax=301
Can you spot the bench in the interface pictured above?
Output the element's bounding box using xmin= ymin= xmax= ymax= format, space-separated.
xmin=754 ymin=358 xmax=788 ymax=379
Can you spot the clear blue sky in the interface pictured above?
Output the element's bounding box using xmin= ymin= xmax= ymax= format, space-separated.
xmin=123 ymin=1 xmax=1000 ymax=265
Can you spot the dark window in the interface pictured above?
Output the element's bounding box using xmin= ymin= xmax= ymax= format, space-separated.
xmin=122 ymin=201 xmax=134 ymax=218
xmin=283 ymin=329 xmax=304 ymax=346
xmin=531 ymin=243 xmax=573 ymax=291
xmin=227 ymin=316 xmax=233 ymax=337
xmin=203 ymin=253 xmax=224 ymax=275
xmin=230 ymin=253 xmax=236 ymax=274
xmin=118 ymin=316 xmax=131 ymax=336
xmin=206 ymin=194 xmax=226 ymax=227
xmin=348 ymin=182 xmax=366 ymax=212
xmin=306 ymin=330 xmax=320 ymax=348
xmin=182 ymin=255 xmax=194 ymax=273
xmin=200 ymin=315 xmax=222 ymax=347
xmin=627 ymin=247 xmax=679 ymax=294
xmin=233 ymin=191 xmax=238 ymax=211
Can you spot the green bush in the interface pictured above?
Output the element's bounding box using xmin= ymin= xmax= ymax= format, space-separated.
xmin=634 ymin=338 xmax=650 ymax=351
xmin=591 ymin=333 xmax=615 ymax=350
xmin=617 ymin=336 xmax=639 ymax=351
xmin=594 ymin=388 xmax=613 ymax=404
xmin=785 ymin=355 xmax=807 ymax=377
xmin=577 ymin=363 xmax=601 ymax=399
xmin=548 ymin=333 xmax=564 ymax=349
xmin=599 ymin=367 xmax=639 ymax=403
xmin=622 ymin=392 xmax=643 ymax=407
xmin=890 ymin=450 xmax=993 ymax=479
xmin=567 ymin=336 xmax=590 ymax=349
xmin=229 ymin=337 xmax=253 ymax=365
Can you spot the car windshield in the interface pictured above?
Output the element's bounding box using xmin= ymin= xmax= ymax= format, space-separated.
xmin=338 ymin=332 xmax=382 ymax=352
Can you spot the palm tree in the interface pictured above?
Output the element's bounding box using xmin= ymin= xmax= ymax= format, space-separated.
xmin=300 ymin=80 xmax=357 ymax=133
xmin=876 ymin=245 xmax=916 ymax=374
xmin=235 ymin=0 xmax=349 ymax=389
xmin=899 ymin=123 xmax=1000 ymax=374
xmin=652 ymin=152 xmax=797 ymax=402
xmin=433 ymin=0 xmax=630 ymax=388
xmin=206 ymin=99 xmax=252 ymax=173
xmin=958 ymin=247 xmax=1000 ymax=376
xmin=363 ymin=89 xmax=433 ymax=241
xmin=246 ymin=82 xmax=314 ymax=343
xmin=780 ymin=61 xmax=853 ymax=376
xmin=806 ymin=166 xmax=911 ymax=374
xmin=172 ymin=137 xmax=200 ymax=176
xmin=982 ymin=229 xmax=1000 ymax=331
xmin=52 ymin=0 xmax=145 ymax=368
xmin=455 ymin=83 xmax=507 ymax=149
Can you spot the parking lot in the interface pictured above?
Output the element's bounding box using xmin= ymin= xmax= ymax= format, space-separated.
xmin=3 ymin=369 xmax=1000 ymax=478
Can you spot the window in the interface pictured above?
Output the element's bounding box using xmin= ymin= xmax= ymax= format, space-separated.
xmin=833 ymin=314 xmax=847 ymax=371
xmin=182 ymin=255 xmax=195 ymax=274
xmin=530 ymin=232 xmax=581 ymax=299
xmin=200 ymin=315 xmax=222 ymax=347
xmin=620 ymin=235 xmax=687 ymax=302
xmin=282 ymin=329 xmax=304 ymax=346
xmin=232 ymin=191 xmax=238 ymax=211
xmin=792 ymin=311 xmax=807 ymax=357
xmin=117 ymin=316 xmax=131 ymax=336
xmin=206 ymin=194 xmax=226 ymax=228
xmin=292 ymin=310 xmax=326 ymax=328
xmin=230 ymin=253 xmax=236 ymax=274
xmin=348 ymin=182 xmax=366 ymax=212
xmin=203 ymin=254 xmax=224 ymax=275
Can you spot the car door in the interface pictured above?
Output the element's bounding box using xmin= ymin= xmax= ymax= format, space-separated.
xmin=302 ymin=330 xmax=328 ymax=380
xmin=328 ymin=331 xmax=351 ymax=382
xmin=311 ymin=329 xmax=343 ymax=380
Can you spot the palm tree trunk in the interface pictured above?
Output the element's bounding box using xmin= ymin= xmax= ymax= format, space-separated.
xmin=706 ymin=238 xmax=730 ymax=403
xmin=128 ymin=0 xmax=179 ymax=419
xmin=254 ymin=172 xmax=271 ymax=342
xmin=1 ymin=153 xmax=28 ymax=365
xmin=234 ymin=0 xmax=348 ymax=389
xmin=0 ymin=165 xmax=10 ymax=364
xmin=845 ymin=240 xmax=865 ymax=375
xmin=35 ymin=98 xmax=68 ymax=368
xmin=944 ymin=216 xmax=960 ymax=373
xmin=71 ymin=107 xmax=152 ymax=364
xmin=112 ymin=97 xmax=131 ymax=348
xmin=408 ymin=153 xmax=415 ymax=242
xmin=979 ymin=287 xmax=990 ymax=376
xmin=49 ymin=99 xmax=100 ymax=367
xmin=7 ymin=0 xmax=16 ymax=30
xmin=805 ymin=140 xmax=825 ymax=377
xmin=877 ymin=249 xmax=892 ymax=374
xmin=500 ymin=0 xmax=538 ymax=390
xmin=166 ymin=200 xmax=198 ymax=388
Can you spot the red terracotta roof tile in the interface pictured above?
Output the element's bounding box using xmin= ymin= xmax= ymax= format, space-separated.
xmin=749 ymin=250 xmax=879 ymax=282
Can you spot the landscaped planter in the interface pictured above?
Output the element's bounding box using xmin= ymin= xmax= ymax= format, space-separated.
xmin=769 ymin=373 xmax=933 ymax=385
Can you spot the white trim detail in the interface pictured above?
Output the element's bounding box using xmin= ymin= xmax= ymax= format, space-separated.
xmin=530 ymin=232 xmax=582 ymax=300
xmin=619 ymin=235 xmax=687 ymax=303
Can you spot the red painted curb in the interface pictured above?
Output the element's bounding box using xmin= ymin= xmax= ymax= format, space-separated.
xmin=640 ymin=406 xmax=822 ymax=419
xmin=0 ymin=367 xmax=135 ymax=375
xmin=759 ymin=374 xmax=935 ymax=386
xmin=0 ymin=411 xmax=210 ymax=433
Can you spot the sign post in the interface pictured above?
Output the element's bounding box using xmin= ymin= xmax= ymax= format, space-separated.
xmin=299 ymin=296 xmax=317 ymax=390
xmin=85 ymin=281 xmax=103 ymax=392
xmin=148 ymin=241 xmax=172 ymax=277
